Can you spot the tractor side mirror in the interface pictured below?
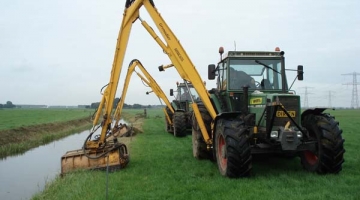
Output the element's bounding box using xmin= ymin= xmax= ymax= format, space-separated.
xmin=170 ymin=89 xmax=174 ymax=96
xmin=297 ymin=65 xmax=304 ymax=80
xmin=158 ymin=65 xmax=164 ymax=72
xmin=208 ymin=64 xmax=216 ymax=80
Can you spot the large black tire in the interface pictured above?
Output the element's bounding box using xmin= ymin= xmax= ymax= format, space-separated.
xmin=300 ymin=113 xmax=345 ymax=174
xmin=214 ymin=118 xmax=252 ymax=178
xmin=191 ymin=104 xmax=213 ymax=160
xmin=173 ymin=112 xmax=187 ymax=137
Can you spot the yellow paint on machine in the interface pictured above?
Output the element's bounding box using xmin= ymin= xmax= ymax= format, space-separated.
xmin=60 ymin=125 xmax=130 ymax=175
xmin=276 ymin=111 xmax=296 ymax=118
xmin=61 ymin=147 xmax=129 ymax=176
xmin=250 ymin=97 xmax=263 ymax=105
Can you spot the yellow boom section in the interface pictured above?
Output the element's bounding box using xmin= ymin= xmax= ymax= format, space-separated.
xmin=116 ymin=0 xmax=217 ymax=146
xmin=62 ymin=0 xmax=218 ymax=174
xmin=113 ymin=59 xmax=174 ymax=126
xmin=90 ymin=5 xmax=139 ymax=147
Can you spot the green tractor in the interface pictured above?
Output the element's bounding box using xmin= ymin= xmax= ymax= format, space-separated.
xmin=201 ymin=47 xmax=345 ymax=177
xmin=166 ymin=81 xmax=202 ymax=137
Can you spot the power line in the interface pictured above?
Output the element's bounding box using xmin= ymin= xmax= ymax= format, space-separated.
xmin=328 ymin=91 xmax=336 ymax=108
xmin=342 ymin=72 xmax=360 ymax=109
xmin=298 ymin=86 xmax=314 ymax=108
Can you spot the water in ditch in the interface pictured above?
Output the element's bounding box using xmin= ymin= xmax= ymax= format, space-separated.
xmin=0 ymin=121 xmax=126 ymax=200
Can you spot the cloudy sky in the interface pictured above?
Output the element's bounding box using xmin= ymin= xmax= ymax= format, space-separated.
xmin=1 ymin=0 xmax=359 ymax=107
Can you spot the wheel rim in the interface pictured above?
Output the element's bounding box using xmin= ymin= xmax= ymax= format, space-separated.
xmin=304 ymin=150 xmax=318 ymax=166
xmin=217 ymin=134 xmax=227 ymax=171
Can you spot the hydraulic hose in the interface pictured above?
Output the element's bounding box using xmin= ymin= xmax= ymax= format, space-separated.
xmin=82 ymin=126 xmax=128 ymax=160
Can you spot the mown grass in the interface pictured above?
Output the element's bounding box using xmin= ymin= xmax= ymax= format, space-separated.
xmin=32 ymin=108 xmax=360 ymax=200
xmin=0 ymin=108 xmax=92 ymax=131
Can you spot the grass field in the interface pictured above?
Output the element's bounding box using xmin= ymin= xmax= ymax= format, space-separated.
xmin=32 ymin=108 xmax=360 ymax=200
xmin=0 ymin=108 xmax=94 ymax=158
xmin=0 ymin=108 xmax=92 ymax=131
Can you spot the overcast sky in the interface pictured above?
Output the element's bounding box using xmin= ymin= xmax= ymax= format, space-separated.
xmin=1 ymin=0 xmax=359 ymax=107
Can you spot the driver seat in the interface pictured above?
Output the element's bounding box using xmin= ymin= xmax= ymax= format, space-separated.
xmin=261 ymin=79 xmax=272 ymax=90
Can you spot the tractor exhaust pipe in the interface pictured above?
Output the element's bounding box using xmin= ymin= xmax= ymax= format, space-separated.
xmin=242 ymin=86 xmax=249 ymax=115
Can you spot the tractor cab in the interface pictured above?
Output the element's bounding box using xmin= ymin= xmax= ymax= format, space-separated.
xmin=170 ymin=81 xmax=201 ymax=111
xmin=169 ymin=81 xmax=202 ymax=136
xmin=210 ymin=47 xmax=289 ymax=93
xmin=208 ymin=47 xmax=304 ymax=114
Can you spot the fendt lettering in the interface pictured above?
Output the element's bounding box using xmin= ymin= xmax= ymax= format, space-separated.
xmin=276 ymin=111 xmax=296 ymax=118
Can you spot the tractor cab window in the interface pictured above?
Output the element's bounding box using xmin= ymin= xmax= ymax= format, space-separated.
xmin=217 ymin=61 xmax=227 ymax=90
xmin=189 ymin=87 xmax=200 ymax=101
xmin=228 ymin=59 xmax=284 ymax=90
xmin=177 ymin=86 xmax=192 ymax=101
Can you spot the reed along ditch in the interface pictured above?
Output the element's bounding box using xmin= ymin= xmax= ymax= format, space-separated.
xmin=0 ymin=120 xmax=127 ymax=200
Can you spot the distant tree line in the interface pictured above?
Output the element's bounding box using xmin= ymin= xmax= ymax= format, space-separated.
xmin=0 ymin=99 xmax=158 ymax=110
xmin=90 ymin=98 xmax=153 ymax=109
xmin=0 ymin=101 xmax=16 ymax=108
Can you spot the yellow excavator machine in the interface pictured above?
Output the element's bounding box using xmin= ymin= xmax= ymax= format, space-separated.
xmin=112 ymin=59 xmax=175 ymax=128
xmin=61 ymin=58 xmax=175 ymax=175
xmin=62 ymin=0 xmax=217 ymax=175
xmin=113 ymin=0 xmax=217 ymax=147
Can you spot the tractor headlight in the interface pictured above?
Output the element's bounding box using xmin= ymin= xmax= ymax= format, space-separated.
xmin=296 ymin=131 xmax=303 ymax=138
xmin=270 ymin=131 xmax=279 ymax=138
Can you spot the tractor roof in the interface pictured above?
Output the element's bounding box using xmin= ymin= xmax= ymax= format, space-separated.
xmin=223 ymin=51 xmax=283 ymax=59
xmin=178 ymin=83 xmax=194 ymax=87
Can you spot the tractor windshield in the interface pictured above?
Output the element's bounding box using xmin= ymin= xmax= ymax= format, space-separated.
xmin=176 ymin=85 xmax=199 ymax=101
xmin=228 ymin=58 xmax=285 ymax=90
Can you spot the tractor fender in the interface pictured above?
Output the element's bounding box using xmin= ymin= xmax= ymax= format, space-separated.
xmin=301 ymin=108 xmax=327 ymax=122
xmin=175 ymin=109 xmax=186 ymax=112
xmin=212 ymin=112 xmax=242 ymax=138
xmin=171 ymin=100 xmax=180 ymax=110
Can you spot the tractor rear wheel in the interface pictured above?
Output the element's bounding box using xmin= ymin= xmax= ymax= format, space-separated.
xmin=191 ymin=104 xmax=213 ymax=160
xmin=300 ymin=113 xmax=345 ymax=174
xmin=173 ymin=112 xmax=187 ymax=137
xmin=215 ymin=118 xmax=252 ymax=178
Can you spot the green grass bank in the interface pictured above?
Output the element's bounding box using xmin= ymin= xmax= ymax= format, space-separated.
xmin=0 ymin=108 xmax=93 ymax=158
xmin=32 ymin=109 xmax=360 ymax=200
xmin=0 ymin=108 xmax=93 ymax=131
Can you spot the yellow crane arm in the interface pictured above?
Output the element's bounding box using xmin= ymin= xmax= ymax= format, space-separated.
xmin=92 ymin=0 xmax=216 ymax=148
xmin=102 ymin=0 xmax=217 ymax=146
xmin=113 ymin=59 xmax=174 ymax=126
xmin=137 ymin=64 xmax=174 ymax=113
xmin=91 ymin=4 xmax=140 ymax=146
xmin=141 ymin=1 xmax=216 ymax=119
xmin=62 ymin=0 xmax=217 ymax=175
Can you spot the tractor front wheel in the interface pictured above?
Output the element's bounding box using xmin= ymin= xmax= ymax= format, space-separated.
xmin=214 ymin=118 xmax=252 ymax=178
xmin=300 ymin=113 xmax=345 ymax=174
